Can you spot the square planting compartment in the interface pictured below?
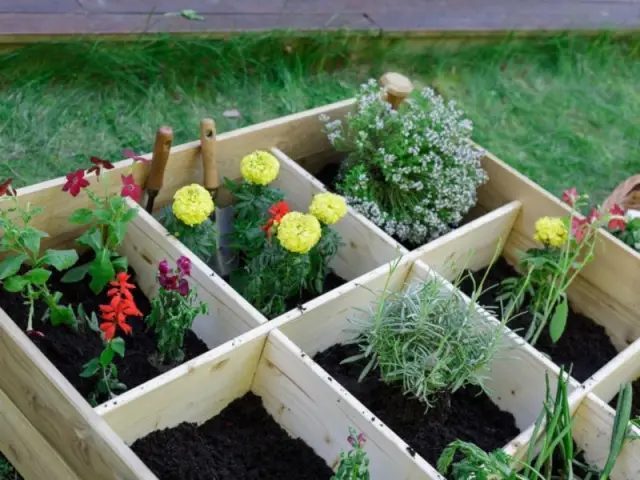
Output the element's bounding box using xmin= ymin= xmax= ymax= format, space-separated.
xmin=95 ymin=325 xmax=431 ymax=479
xmin=274 ymin=250 xmax=573 ymax=472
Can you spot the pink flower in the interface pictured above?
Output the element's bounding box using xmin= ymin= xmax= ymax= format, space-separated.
xmin=177 ymin=256 xmax=191 ymax=276
xmin=121 ymin=174 xmax=142 ymax=202
xmin=561 ymin=187 xmax=579 ymax=207
xmin=26 ymin=329 xmax=45 ymax=338
xmin=571 ymin=217 xmax=588 ymax=244
xmin=178 ymin=278 xmax=190 ymax=296
xmin=159 ymin=260 xmax=170 ymax=275
xmin=62 ymin=169 xmax=90 ymax=197
xmin=87 ymin=156 xmax=115 ymax=178
xmin=587 ymin=207 xmax=600 ymax=224
xmin=122 ymin=149 xmax=149 ymax=164
xmin=608 ymin=204 xmax=627 ymax=232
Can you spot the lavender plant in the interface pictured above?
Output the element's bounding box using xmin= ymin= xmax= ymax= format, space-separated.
xmin=321 ymin=79 xmax=487 ymax=246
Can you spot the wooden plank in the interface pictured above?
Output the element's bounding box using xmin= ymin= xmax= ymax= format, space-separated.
xmin=96 ymin=323 xmax=272 ymax=444
xmin=270 ymin=147 xmax=407 ymax=281
xmin=413 ymin=200 xmax=521 ymax=281
xmin=572 ymin=393 xmax=640 ymax=479
xmin=253 ymin=330 xmax=439 ymax=479
xmin=122 ymin=199 xmax=265 ymax=347
xmin=0 ymin=389 xmax=80 ymax=480
xmin=478 ymin=148 xmax=640 ymax=351
xmin=0 ymin=309 xmax=156 ymax=480
xmin=0 ymin=99 xmax=356 ymax=256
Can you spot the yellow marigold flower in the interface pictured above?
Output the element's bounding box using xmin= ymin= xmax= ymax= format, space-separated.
xmin=240 ymin=150 xmax=280 ymax=185
xmin=309 ymin=192 xmax=348 ymax=225
xmin=533 ymin=216 xmax=567 ymax=247
xmin=277 ymin=212 xmax=322 ymax=254
xmin=172 ymin=184 xmax=214 ymax=227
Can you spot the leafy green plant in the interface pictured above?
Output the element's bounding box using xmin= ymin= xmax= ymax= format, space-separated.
xmin=343 ymin=250 xmax=529 ymax=407
xmin=78 ymin=306 xmax=127 ymax=406
xmin=321 ymin=79 xmax=487 ymax=246
xmin=332 ymin=427 xmax=371 ymax=480
xmin=0 ymin=453 xmax=15 ymax=480
xmin=499 ymin=188 xmax=624 ymax=345
xmin=0 ymin=179 xmax=78 ymax=332
xmin=612 ymin=215 xmax=640 ymax=253
xmin=61 ymin=158 xmax=140 ymax=294
xmin=147 ymin=256 xmax=208 ymax=364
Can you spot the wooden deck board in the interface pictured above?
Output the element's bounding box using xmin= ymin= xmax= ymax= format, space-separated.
xmin=0 ymin=0 xmax=637 ymax=42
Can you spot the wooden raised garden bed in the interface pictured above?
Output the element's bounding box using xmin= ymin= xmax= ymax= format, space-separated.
xmin=3 ymin=72 xmax=640 ymax=479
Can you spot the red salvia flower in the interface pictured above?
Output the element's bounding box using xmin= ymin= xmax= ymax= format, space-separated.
xmin=122 ymin=149 xmax=149 ymax=164
xmin=107 ymin=272 xmax=136 ymax=302
xmin=0 ymin=178 xmax=15 ymax=197
xmin=87 ymin=156 xmax=115 ymax=178
xmin=121 ymin=174 xmax=142 ymax=202
xmin=607 ymin=203 xmax=627 ymax=232
xmin=99 ymin=295 xmax=142 ymax=341
xmin=261 ymin=201 xmax=291 ymax=240
xmin=561 ymin=187 xmax=578 ymax=207
xmin=62 ymin=169 xmax=90 ymax=197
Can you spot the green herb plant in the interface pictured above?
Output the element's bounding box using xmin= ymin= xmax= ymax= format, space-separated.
xmin=0 ymin=181 xmax=79 ymax=331
xmin=332 ymin=427 xmax=371 ymax=480
xmin=438 ymin=370 xmax=638 ymax=479
xmin=78 ymin=306 xmax=127 ymax=406
xmin=147 ymin=256 xmax=208 ymax=364
xmin=343 ymin=248 xmax=531 ymax=407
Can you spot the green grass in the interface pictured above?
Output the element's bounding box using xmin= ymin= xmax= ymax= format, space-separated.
xmin=0 ymin=33 xmax=638 ymax=204
xmin=0 ymin=454 xmax=15 ymax=480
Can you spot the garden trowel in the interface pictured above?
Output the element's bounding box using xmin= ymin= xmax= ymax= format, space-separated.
xmin=144 ymin=126 xmax=173 ymax=213
xmin=201 ymin=118 xmax=237 ymax=277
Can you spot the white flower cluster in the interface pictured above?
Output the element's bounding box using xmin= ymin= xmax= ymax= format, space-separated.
xmin=320 ymin=79 xmax=488 ymax=246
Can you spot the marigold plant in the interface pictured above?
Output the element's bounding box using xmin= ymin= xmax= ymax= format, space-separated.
xmin=240 ymin=150 xmax=280 ymax=185
xmin=321 ymin=79 xmax=487 ymax=246
xmin=158 ymin=184 xmax=217 ymax=262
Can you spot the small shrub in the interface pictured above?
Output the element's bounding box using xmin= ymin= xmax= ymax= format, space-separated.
xmin=321 ymin=79 xmax=487 ymax=246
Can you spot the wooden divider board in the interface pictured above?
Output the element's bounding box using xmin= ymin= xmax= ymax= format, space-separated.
xmin=0 ymin=310 xmax=156 ymax=480
xmin=0 ymin=388 xmax=79 ymax=480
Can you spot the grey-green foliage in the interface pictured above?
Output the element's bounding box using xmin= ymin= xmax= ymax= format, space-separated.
xmin=344 ymin=272 xmax=503 ymax=408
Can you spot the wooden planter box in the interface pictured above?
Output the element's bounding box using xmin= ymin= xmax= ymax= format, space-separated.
xmin=2 ymin=92 xmax=640 ymax=479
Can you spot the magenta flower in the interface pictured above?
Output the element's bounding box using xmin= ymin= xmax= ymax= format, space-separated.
xmin=177 ymin=256 xmax=192 ymax=276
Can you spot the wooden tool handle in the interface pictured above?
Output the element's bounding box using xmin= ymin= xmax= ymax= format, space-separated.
xmin=146 ymin=126 xmax=173 ymax=191
xmin=380 ymin=72 xmax=414 ymax=110
xmin=200 ymin=119 xmax=218 ymax=191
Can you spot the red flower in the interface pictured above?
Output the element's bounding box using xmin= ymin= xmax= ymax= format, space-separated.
xmin=122 ymin=149 xmax=149 ymax=164
xmin=262 ymin=201 xmax=291 ymax=240
xmin=26 ymin=329 xmax=45 ymax=338
xmin=608 ymin=203 xmax=627 ymax=232
xmin=87 ymin=156 xmax=115 ymax=178
xmin=571 ymin=217 xmax=591 ymax=244
xmin=0 ymin=178 xmax=15 ymax=197
xmin=62 ymin=169 xmax=90 ymax=197
xmin=99 ymin=295 xmax=142 ymax=341
xmin=107 ymin=272 xmax=136 ymax=302
xmin=561 ymin=187 xmax=579 ymax=207
xmin=587 ymin=207 xmax=600 ymax=224
xmin=158 ymin=257 xmax=190 ymax=296
xmin=121 ymin=174 xmax=142 ymax=202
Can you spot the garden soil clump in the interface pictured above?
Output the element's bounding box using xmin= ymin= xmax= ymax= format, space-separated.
xmin=459 ymin=258 xmax=617 ymax=382
xmin=314 ymin=343 xmax=520 ymax=467
xmin=0 ymin=253 xmax=208 ymax=402
xmin=131 ymin=392 xmax=333 ymax=480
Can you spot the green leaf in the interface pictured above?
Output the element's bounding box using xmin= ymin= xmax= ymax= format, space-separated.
xmin=112 ymin=256 xmax=128 ymax=272
xmin=61 ymin=263 xmax=90 ymax=283
xmin=122 ymin=207 xmax=138 ymax=223
xmin=100 ymin=347 xmax=115 ymax=367
xmin=109 ymin=196 xmax=125 ymax=211
xmin=80 ymin=358 xmax=100 ymax=378
xmin=24 ymin=268 xmax=51 ymax=285
xmin=22 ymin=229 xmax=47 ymax=255
xmin=69 ymin=208 xmax=94 ymax=225
xmin=87 ymin=312 xmax=100 ymax=332
xmin=110 ymin=337 xmax=126 ymax=357
xmin=51 ymin=305 xmax=76 ymax=327
xmin=89 ymin=249 xmax=115 ymax=294
xmin=3 ymin=275 xmax=29 ymax=292
xmin=77 ymin=228 xmax=103 ymax=252
xmin=0 ymin=254 xmax=28 ymax=280
xmin=39 ymin=249 xmax=79 ymax=271
xmin=549 ymin=297 xmax=569 ymax=343
xmin=107 ymin=222 xmax=126 ymax=248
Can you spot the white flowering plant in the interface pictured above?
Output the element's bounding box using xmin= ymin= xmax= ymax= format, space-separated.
xmin=321 ymin=79 xmax=487 ymax=246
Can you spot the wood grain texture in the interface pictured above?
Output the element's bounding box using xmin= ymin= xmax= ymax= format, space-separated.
xmin=0 ymin=310 xmax=156 ymax=480
xmin=0 ymin=389 xmax=80 ymax=480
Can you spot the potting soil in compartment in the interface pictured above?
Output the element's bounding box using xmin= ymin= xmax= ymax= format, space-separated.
xmin=314 ymin=343 xmax=520 ymax=467
xmin=0 ymin=253 xmax=208 ymax=403
xmin=130 ymin=392 xmax=333 ymax=480
xmin=459 ymin=258 xmax=617 ymax=382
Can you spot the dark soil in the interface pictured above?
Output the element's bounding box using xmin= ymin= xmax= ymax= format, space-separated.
xmin=535 ymin=447 xmax=596 ymax=479
xmin=0 ymin=252 xmax=208 ymax=403
xmin=459 ymin=258 xmax=618 ymax=382
xmin=130 ymin=392 xmax=333 ymax=480
xmin=313 ymin=343 xmax=520 ymax=467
